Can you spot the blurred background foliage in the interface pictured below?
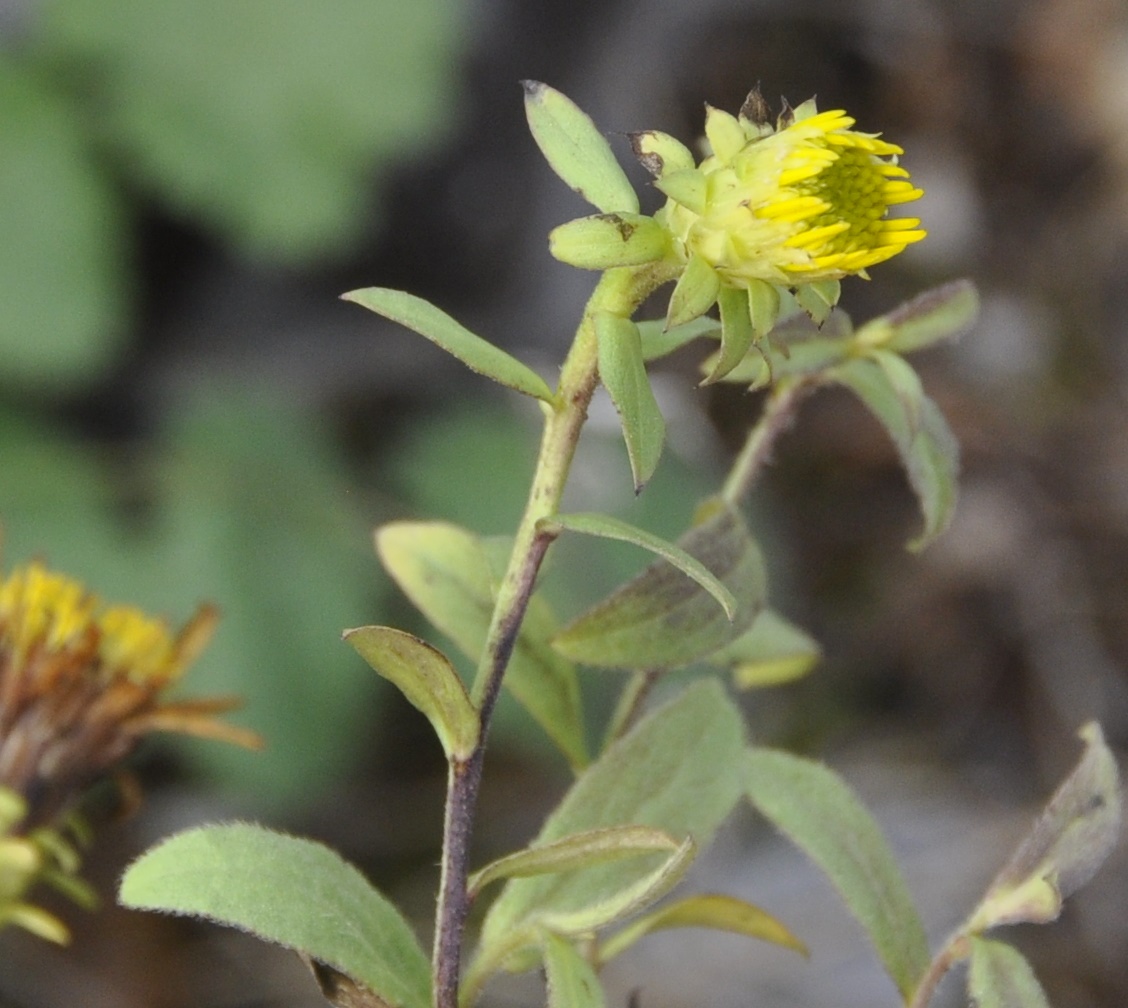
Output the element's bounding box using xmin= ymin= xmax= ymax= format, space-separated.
xmin=0 ymin=0 xmax=465 ymax=807
xmin=2 ymin=0 xmax=1128 ymax=1005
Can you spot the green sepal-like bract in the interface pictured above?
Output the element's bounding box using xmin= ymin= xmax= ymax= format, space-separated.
xmin=629 ymin=129 xmax=696 ymax=178
xmin=666 ymin=253 xmax=721 ymax=328
xmin=550 ymin=213 xmax=671 ymax=270
xmin=703 ymin=286 xmax=756 ymax=385
xmin=594 ymin=313 xmax=666 ymax=491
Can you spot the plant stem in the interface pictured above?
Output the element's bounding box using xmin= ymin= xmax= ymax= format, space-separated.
xmin=720 ymin=376 xmax=821 ymax=507
xmin=431 ymin=262 xmax=677 ymax=1008
xmin=907 ymin=931 xmax=970 ymax=1008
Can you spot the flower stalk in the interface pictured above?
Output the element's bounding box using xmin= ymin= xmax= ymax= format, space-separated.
xmin=431 ymin=261 xmax=678 ymax=1008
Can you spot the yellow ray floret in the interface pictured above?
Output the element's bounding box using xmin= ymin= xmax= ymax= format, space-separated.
xmin=655 ymin=96 xmax=925 ymax=288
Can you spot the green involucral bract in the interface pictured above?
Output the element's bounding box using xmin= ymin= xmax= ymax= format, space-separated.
xmin=594 ymin=313 xmax=666 ymax=491
xmin=550 ymin=214 xmax=671 ymax=270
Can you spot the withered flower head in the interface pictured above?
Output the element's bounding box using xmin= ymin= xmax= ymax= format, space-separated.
xmin=0 ymin=561 xmax=260 ymax=941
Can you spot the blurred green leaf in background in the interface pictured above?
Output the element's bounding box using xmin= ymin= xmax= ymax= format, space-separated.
xmin=0 ymin=0 xmax=467 ymax=806
xmin=0 ymin=389 xmax=382 ymax=809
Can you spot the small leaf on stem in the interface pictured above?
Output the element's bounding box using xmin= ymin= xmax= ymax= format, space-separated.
xmin=467 ymin=682 xmax=745 ymax=995
xmin=342 ymin=287 xmax=554 ymax=403
xmin=830 ymin=354 xmax=959 ymax=551
xmin=970 ymin=721 xmax=1121 ymax=930
xmin=967 ymin=937 xmax=1052 ymax=1008
xmin=744 ymin=748 xmax=931 ymax=1000
xmin=376 ymin=521 xmax=587 ymax=769
xmin=523 ymin=81 xmax=639 ymax=215
xmin=468 ymin=825 xmax=681 ymax=898
xmin=854 ymin=279 xmax=979 ymax=354
xmin=543 ymin=933 xmax=606 ymax=1008
xmin=550 ymin=214 xmax=670 ymax=270
xmin=597 ymin=893 xmax=807 ymax=963
xmin=343 ymin=626 xmax=478 ymax=761
xmin=550 ymin=504 xmax=765 ymax=668
xmin=708 ymin=608 xmax=821 ymax=689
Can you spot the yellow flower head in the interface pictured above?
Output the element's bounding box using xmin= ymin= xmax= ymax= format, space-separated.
xmin=636 ymin=90 xmax=925 ymax=292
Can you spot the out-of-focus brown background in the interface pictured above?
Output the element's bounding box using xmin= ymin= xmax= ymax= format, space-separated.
xmin=1 ymin=0 xmax=1126 ymax=1005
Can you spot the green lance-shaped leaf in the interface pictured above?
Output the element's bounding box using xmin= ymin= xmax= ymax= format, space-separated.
xmin=467 ymin=841 xmax=696 ymax=1002
xmin=702 ymin=287 xmax=756 ymax=385
xmin=967 ymin=938 xmax=1052 ymax=1008
xmin=637 ymin=316 xmax=721 ymax=363
xmin=666 ymin=253 xmax=721 ymax=328
xmin=543 ymin=512 xmax=737 ymax=619
xmin=969 ymin=721 xmax=1121 ymax=931
xmin=534 ymin=837 xmax=695 ymax=937
xmin=854 ymin=279 xmax=979 ymax=355
xmin=544 ymin=933 xmax=606 ymax=1008
xmin=522 ymin=81 xmax=639 ymax=215
xmin=550 ymin=503 xmax=765 ymax=668
xmin=597 ymin=893 xmax=807 ymax=964
xmin=830 ymin=354 xmax=959 ymax=551
xmin=469 ymin=825 xmax=682 ymax=898
xmin=375 ymin=521 xmax=587 ymax=769
xmin=550 ymin=213 xmax=671 ymax=270
xmin=595 ymin=314 xmax=666 ymax=492
xmin=341 ymin=288 xmax=554 ymax=403
xmin=743 ymin=748 xmax=931 ymax=1000
xmin=119 ymin=824 xmax=430 ymax=1008
xmin=469 ymin=682 xmax=745 ymax=990
xmin=707 ymin=608 xmax=821 ymax=689
xmin=343 ymin=626 xmax=478 ymax=762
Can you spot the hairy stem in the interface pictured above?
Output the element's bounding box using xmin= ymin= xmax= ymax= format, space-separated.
xmin=720 ymin=376 xmax=821 ymax=507
xmin=431 ymin=262 xmax=678 ymax=1008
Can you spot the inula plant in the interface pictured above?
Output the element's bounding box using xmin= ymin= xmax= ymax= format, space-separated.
xmin=3 ymin=83 xmax=1119 ymax=1008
